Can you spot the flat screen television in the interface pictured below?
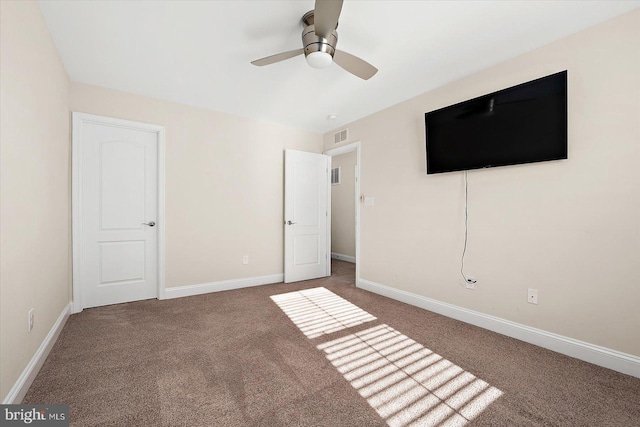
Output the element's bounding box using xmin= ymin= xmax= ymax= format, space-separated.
xmin=425 ymin=71 xmax=567 ymax=174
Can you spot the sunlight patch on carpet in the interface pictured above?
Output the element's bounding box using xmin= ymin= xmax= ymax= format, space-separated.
xmin=317 ymin=324 xmax=503 ymax=427
xmin=270 ymin=287 xmax=377 ymax=338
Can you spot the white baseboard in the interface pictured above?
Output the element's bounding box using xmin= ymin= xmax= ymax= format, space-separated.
xmin=164 ymin=273 xmax=284 ymax=299
xmin=3 ymin=302 xmax=72 ymax=404
xmin=331 ymin=252 xmax=356 ymax=264
xmin=358 ymin=278 xmax=640 ymax=379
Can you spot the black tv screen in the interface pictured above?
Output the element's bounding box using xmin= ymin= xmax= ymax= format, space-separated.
xmin=425 ymin=71 xmax=567 ymax=174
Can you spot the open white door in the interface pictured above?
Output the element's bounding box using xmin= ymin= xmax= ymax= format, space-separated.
xmin=284 ymin=149 xmax=330 ymax=283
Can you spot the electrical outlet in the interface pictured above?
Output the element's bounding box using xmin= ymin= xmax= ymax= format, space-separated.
xmin=465 ymin=276 xmax=476 ymax=289
xmin=242 ymin=255 xmax=249 ymax=265
xmin=528 ymin=289 xmax=538 ymax=304
xmin=28 ymin=309 xmax=34 ymax=332
xmin=459 ymin=276 xmax=477 ymax=289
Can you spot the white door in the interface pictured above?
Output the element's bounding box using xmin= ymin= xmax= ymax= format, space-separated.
xmin=75 ymin=114 xmax=161 ymax=309
xmin=284 ymin=149 xmax=330 ymax=283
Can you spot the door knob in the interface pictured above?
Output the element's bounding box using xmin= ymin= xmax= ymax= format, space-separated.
xmin=285 ymin=220 xmax=296 ymax=225
xmin=142 ymin=221 xmax=156 ymax=227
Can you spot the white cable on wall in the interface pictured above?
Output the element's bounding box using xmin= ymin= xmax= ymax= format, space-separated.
xmin=461 ymin=170 xmax=476 ymax=284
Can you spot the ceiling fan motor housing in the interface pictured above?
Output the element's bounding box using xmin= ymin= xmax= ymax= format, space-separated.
xmin=302 ymin=11 xmax=338 ymax=58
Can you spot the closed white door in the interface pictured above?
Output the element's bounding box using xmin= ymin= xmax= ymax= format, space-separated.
xmin=75 ymin=114 xmax=161 ymax=308
xmin=284 ymin=149 xmax=330 ymax=283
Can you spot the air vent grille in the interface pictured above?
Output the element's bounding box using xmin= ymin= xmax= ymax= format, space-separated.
xmin=331 ymin=167 xmax=341 ymax=185
xmin=334 ymin=128 xmax=348 ymax=144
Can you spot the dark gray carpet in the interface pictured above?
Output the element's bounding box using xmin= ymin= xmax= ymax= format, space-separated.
xmin=24 ymin=260 xmax=640 ymax=426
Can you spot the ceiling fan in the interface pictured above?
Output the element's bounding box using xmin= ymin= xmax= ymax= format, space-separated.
xmin=251 ymin=0 xmax=378 ymax=80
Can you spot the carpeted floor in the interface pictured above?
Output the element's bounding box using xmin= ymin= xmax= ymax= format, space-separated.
xmin=25 ymin=260 xmax=640 ymax=426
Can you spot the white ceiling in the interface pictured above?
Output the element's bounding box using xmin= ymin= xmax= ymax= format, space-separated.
xmin=39 ymin=1 xmax=639 ymax=134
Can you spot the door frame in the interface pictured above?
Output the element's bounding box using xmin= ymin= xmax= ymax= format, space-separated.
xmin=71 ymin=112 xmax=166 ymax=313
xmin=323 ymin=141 xmax=361 ymax=283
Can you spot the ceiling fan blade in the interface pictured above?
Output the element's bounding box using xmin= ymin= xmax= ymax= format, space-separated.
xmin=333 ymin=50 xmax=378 ymax=80
xmin=251 ymin=49 xmax=304 ymax=66
xmin=314 ymin=0 xmax=343 ymax=39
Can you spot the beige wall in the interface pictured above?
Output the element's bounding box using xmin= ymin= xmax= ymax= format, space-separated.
xmin=0 ymin=1 xmax=71 ymax=401
xmin=323 ymin=10 xmax=640 ymax=356
xmin=331 ymin=151 xmax=357 ymax=258
xmin=70 ymin=83 xmax=323 ymax=288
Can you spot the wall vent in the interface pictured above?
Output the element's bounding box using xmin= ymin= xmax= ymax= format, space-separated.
xmin=334 ymin=128 xmax=348 ymax=144
xmin=331 ymin=167 xmax=341 ymax=185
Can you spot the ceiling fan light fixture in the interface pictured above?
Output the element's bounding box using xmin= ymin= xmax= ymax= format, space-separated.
xmin=306 ymin=51 xmax=333 ymax=69
xmin=251 ymin=1 xmax=378 ymax=80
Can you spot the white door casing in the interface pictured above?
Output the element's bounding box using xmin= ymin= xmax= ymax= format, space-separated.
xmin=324 ymin=141 xmax=361 ymax=284
xmin=284 ymin=149 xmax=330 ymax=283
xmin=72 ymin=113 xmax=165 ymax=311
